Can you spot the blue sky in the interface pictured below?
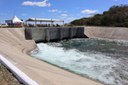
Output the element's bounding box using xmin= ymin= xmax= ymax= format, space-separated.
xmin=0 ymin=0 xmax=127 ymax=23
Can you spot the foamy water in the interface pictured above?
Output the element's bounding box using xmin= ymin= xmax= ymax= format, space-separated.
xmin=31 ymin=39 xmax=128 ymax=85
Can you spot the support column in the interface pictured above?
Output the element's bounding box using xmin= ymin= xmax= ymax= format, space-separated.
xmin=46 ymin=29 xmax=50 ymax=42
xmin=51 ymin=19 xmax=54 ymax=27
xmin=35 ymin=18 xmax=37 ymax=27
xmin=69 ymin=28 xmax=73 ymax=38
xmin=62 ymin=21 xmax=64 ymax=27
xmin=59 ymin=28 xmax=63 ymax=40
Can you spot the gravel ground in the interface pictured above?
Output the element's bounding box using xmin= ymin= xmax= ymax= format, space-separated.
xmin=0 ymin=64 xmax=21 ymax=85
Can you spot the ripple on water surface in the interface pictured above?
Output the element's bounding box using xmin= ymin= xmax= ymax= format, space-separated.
xmin=31 ymin=39 xmax=128 ymax=85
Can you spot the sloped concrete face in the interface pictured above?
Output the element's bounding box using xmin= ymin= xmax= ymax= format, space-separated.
xmin=25 ymin=27 xmax=87 ymax=42
xmin=85 ymin=26 xmax=128 ymax=40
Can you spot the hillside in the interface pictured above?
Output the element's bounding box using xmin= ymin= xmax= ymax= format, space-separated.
xmin=71 ymin=5 xmax=128 ymax=27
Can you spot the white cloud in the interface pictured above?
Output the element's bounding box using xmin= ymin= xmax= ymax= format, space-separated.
xmin=81 ymin=9 xmax=98 ymax=15
xmin=61 ymin=14 xmax=68 ymax=17
xmin=48 ymin=9 xmax=67 ymax=13
xmin=22 ymin=0 xmax=51 ymax=7
xmin=48 ymin=9 xmax=59 ymax=13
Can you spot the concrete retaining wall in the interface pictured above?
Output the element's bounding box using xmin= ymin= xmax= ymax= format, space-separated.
xmin=25 ymin=27 xmax=87 ymax=42
xmin=85 ymin=26 xmax=128 ymax=40
xmin=25 ymin=26 xmax=128 ymax=42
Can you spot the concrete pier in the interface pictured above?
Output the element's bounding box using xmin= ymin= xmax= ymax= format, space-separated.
xmin=25 ymin=27 xmax=87 ymax=42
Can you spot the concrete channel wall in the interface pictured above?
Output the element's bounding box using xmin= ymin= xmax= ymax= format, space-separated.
xmin=25 ymin=27 xmax=87 ymax=42
xmin=85 ymin=26 xmax=128 ymax=40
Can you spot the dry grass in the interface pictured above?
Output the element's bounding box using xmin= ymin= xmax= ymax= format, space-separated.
xmin=0 ymin=64 xmax=21 ymax=85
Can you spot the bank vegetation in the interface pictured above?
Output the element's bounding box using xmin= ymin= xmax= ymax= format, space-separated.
xmin=71 ymin=5 xmax=128 ymax=27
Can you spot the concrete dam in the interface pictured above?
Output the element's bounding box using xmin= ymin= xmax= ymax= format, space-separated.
xmin=25 ymin=27 xmax=87 ymax=42
xmin=25 ymin=26 xmax=128 ymax=42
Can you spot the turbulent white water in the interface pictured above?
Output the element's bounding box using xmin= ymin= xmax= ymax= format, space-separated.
xmin=31 ymin=39 xmax=128 ymax=85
